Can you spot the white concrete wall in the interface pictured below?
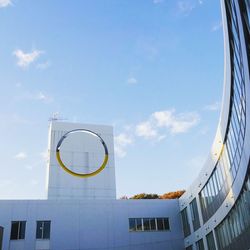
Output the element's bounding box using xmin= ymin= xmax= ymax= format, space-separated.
xmin=0 ymin=199 xmax=184 ymax=250
xmin=46 ymin=121 xmax=116 ymax=200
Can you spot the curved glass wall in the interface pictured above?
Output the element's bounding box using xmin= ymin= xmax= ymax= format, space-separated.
xmin=199 ymin=0 xmax=246 ymax=223
xmin=180 ymin=0 xmax=250 ymax=249
xmin=239 ymin=1 xmax=250 ymax=67
xmin=215 ymin=170 xmax=250 ymax=249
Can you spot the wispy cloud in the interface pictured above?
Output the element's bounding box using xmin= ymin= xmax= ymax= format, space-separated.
xmin=136 ymin=121 xmax=158 ymax=139
xmin=14 ymin=152 xmax=27 ymax=160
xmin=114 ymin=133 xmax=133 ymax=158
xmin=13 ymin=49 xmax=43 ymax=68
xmin=177 ymin=0 xmax=204 ymax=16
xmin=204 ymin=101 xmax=221 ymax=111
xmin=153 ymin=110 xmax=200 ymax=134
xmin=0 ymin=0 xmax=12 ymax=8
xmin=115 ymin=109 xmax=200 ymax=157
xmin=211 ymin=21 xmax=222 ymax=32
xmin=127 ymin=77 xmax=138 ymax=85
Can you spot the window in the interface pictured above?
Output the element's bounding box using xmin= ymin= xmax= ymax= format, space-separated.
xmin=129 ymin=218 xmax=136 ymax=231
xmin=36 ymin=221 xmax=51 ymax=239
xmin=0 ymin=226 xmax=3 ymax=250
xmin=129 ymin=217 xmax=169 ymax=232
xmin=190 ymin=198 xmax=200 ymax=231
xmin=10 ymin=221 xmax=26 ymax=240
xmin=181 ymin=208 xmax=191 ymax=237
xmin=206 ymin=231 xmax=216 ymax=250
xmin=215 ymin=174 xmax=250 ymax=250
xmin=185 ymin=245 xmax=193 ymax=250
xmin=195 ymin=239 xmax=204 ymax=250
xmin=135 ymin=218 xmax=142 ymax=231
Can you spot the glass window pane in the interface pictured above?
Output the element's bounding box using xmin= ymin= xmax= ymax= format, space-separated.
xmin=10 ymin=222 xmax=19 ymax=240
xmin=150 ymin=218 xmax=156 ymax=231
xmin=157 ymin=218 xmax=164 ymax=231
xmin=43 ymin=221 xmax=51 ymax=239
xmin=143 ymin=218 xmax=150 ymax=231
xmin=19 ymin=222 xmax=26 ymax=240
xmin=136 ymin=218 xmax=142 ymax=231
xmin=163 ymin=218 xmax=170 ymax=230
xmin=129 ymin=219 xmax=136 ymax=231
xmin=36 ymin=221 xmax=43 ymax=239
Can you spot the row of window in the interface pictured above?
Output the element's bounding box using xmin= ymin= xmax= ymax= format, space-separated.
xmin=240 ymin=0 xmax=250 ymax=62
xmin=10 ymin=221 xmax=50 ymax=240
xmin=129 ymin=218 xmax=169 ymax=232
xmin=215 ymin=173 xmax=250 ymax=249
xmin=198 ymin=0 xmax=246 ymax=223
xmin=180 ymin=0 xmax=249 ymax=239
xmin=185 ymin=231 xmax=216 ymax=250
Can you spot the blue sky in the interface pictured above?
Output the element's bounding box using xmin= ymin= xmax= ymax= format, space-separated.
xmin=0 ymin=0 xmax=223 ymax=199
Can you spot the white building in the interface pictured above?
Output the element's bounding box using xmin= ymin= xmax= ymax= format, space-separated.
xmin=0 ymin=121 xmax=184 ymax=250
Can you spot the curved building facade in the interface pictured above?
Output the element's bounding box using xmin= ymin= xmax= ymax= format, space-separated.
xmin=179 ymin=0 xmax=250 ymax=249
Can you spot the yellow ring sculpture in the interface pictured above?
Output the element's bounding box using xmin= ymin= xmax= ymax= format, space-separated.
xmin=56 ymin=129 xmax=109 ymax=178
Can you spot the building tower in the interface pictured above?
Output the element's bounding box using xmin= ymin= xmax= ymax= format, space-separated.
xmin=46 ymin=121 xmax=116 ymax=200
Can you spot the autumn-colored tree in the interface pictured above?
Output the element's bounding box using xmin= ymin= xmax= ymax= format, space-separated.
xmin=160 ymin=190 xmax=185 ymax=199
xmin=121 ymin=190 xmax=185 ymax=200
xmin=129 ymin=193 xmax=159 ymax=199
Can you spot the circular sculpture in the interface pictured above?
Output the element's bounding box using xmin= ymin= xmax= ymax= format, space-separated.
xmin=56 ymin=129 xmax=109 ymax=178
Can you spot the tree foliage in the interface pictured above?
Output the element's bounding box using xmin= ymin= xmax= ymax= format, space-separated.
xmin=129 ymin=193 xmax=159 ymax=199
xmin=126 ymin=190 xmax=185 ymax=200
xmin=160 ymin=190 xmax=185 ymax=199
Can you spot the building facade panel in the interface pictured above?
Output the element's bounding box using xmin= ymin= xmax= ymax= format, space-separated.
xmin=0 ymin=200 xmax=184 ymax=250
xmin=179 ymin=0 xmax=250 ymax=249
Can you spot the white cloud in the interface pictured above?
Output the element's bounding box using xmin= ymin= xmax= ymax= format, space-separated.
xmin=211 ymin=21 xmax=222 ymax=32
xmin=177 ymin=0 xmax=204 ymax=16
xmin=136 ymin=121 xmax=158 ymax=139
xmin=14 ymin=152 xmax=27 ymax=160
xmin=0 ymin=0 xmax=12 ymax=8
xmin=204 ymin=101 xmax=221 ymax=111
xmin=13 ymin=49 xmax=43 ymax=68
xmin=114 ymin=109 xmax=200 ymax=157
xmin=127 ymin=77 xmax=138 ymax=85
xmin=37 ymin=61 xmax=51 ymax=70
xmin=153 ymin=110 xmax=200 ymax=134
xmin=114 ymin=133 xmax=133 ymax=158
